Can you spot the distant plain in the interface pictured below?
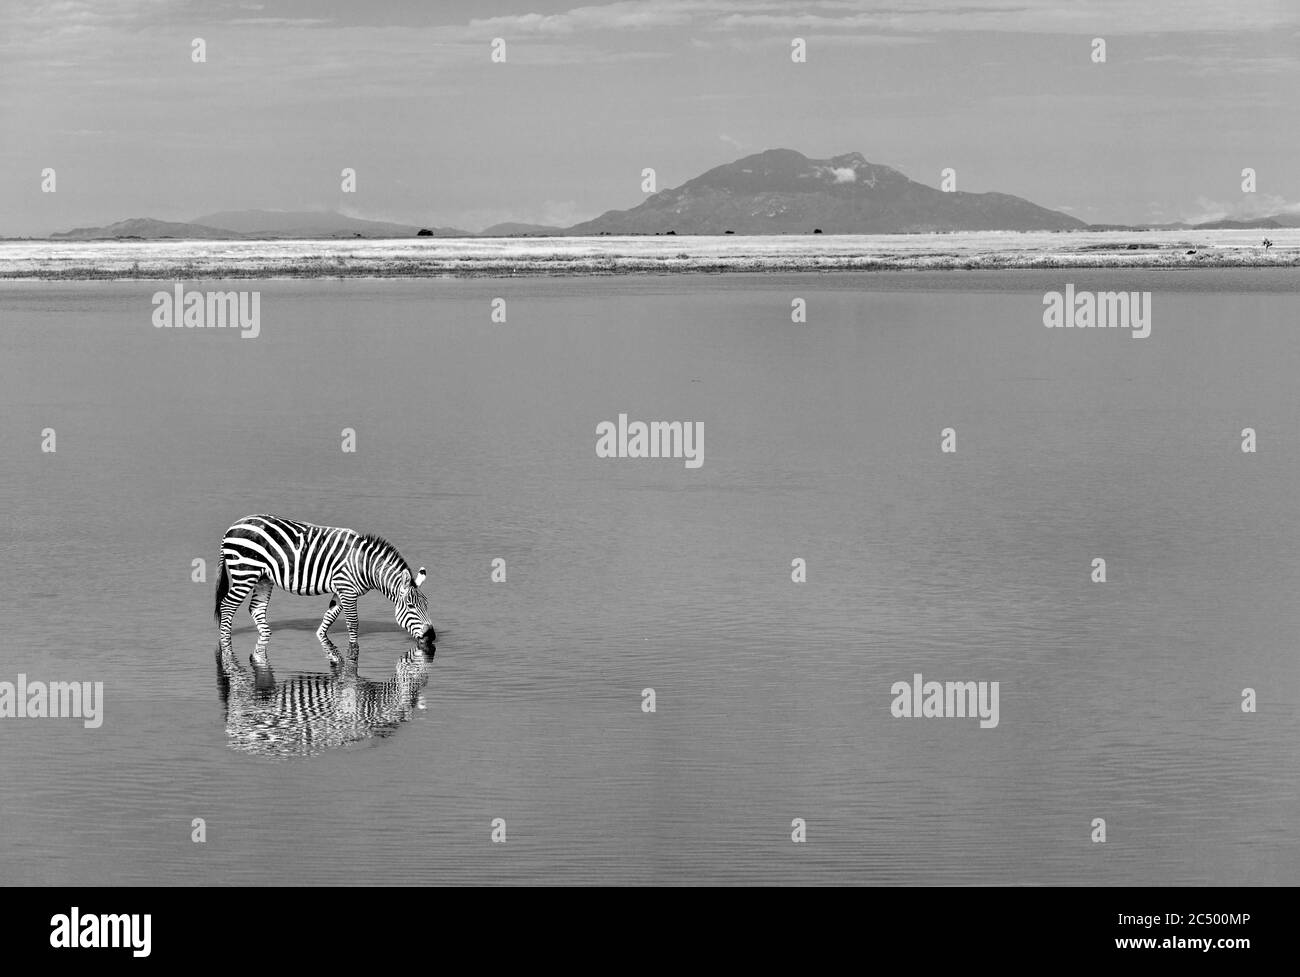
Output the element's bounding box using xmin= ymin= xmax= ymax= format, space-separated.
xmin=1 ymin=229 xmax=1296 ymax=280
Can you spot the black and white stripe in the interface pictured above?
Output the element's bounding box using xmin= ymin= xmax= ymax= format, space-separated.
xmin=215 ymin=514 xmax=435 ymax=646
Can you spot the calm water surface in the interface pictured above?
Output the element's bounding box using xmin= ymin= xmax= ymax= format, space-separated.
xmin=1 ymin=270 xmax=1298 ymax=885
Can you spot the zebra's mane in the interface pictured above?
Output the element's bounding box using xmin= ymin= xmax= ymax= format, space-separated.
xmin=359 ymin=533 xmax=413 ymax=581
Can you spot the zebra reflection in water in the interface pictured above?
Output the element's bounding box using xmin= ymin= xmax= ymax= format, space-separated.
xmin=215 ymin=638 xmax=435 ymax=758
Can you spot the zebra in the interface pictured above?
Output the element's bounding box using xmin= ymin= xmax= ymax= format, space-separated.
xmin=216 ymin=639 xmax=435 ymax=758
xmin=215 ymin=514 xmax=435 ymax=648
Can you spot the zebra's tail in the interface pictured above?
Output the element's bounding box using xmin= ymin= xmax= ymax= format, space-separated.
xmin=214 ymin=551 xmax=229 ymax=624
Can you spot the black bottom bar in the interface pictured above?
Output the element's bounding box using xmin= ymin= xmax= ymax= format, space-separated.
xmin=4 ymin=886 xmax=1283 ymax=964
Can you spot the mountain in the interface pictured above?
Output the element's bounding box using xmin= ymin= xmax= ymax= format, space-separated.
xmin=42 ymin=166 xmax=1300 ymax=240
xmin=480 ymin=222 xmax=564 ymax=236
xmin=50 ymin=211 xmax=473 ymax=240
xmin=565 ymin=149 xmax=1086 ymax=235
xmin=192 ymin=210 xmax=472 ymax=238
xmin=1097 ymin=214 xmax=1300 ymax=231
xmin=1194 ymin=217 xmax=1283 ymax=230
xmin=50 ymin=217 xmax=242 ymax=240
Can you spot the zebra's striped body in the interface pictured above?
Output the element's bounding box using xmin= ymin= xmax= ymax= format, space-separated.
xmin=215 ymin=514 xmax=435 ymax=647
xmin=216 ymin=640 xmax=434 ymax=758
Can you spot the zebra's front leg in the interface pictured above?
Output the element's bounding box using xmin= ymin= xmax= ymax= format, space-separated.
xmin=322 ymin=636 xmax=344 ymax=672
xmin=251 ymin=637 xmax=272 ymax=671
xmin=317 ymin=598 xmax=342 ymax=645
xmin=248 ymin=577 xmax=273 ymax=642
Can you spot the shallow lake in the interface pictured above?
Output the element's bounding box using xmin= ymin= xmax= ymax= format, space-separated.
xmin=1 ymin=269 xmax=1297 ymax=884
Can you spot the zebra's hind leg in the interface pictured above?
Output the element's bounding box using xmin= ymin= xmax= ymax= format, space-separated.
xmin=218 ymin=576 xmax=259 ymax=645
xmin=248 ymin=577 xmax=273 ymax=642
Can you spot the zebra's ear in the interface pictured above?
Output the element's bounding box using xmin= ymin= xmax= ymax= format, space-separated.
xmin=413 ymin=567 xmax=426 ymax=588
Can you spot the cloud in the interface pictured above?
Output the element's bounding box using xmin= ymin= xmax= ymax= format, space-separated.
xmin=1183 ymin=193 xmax=1300 ymax=224
xmin=832 ymin=167 xmax=856 ymax=182
xmin=465 ymin=0 xmax=1300 ymax=38
xmin=538 ymin=199 xmax=587 ymax=226
xmin=227 ymin=18 xmax=335 ymax=27
xmin=467 ymin=2 xmax=698 ymax=36
xmin=447 ymin=200 xmax=592 ymax=232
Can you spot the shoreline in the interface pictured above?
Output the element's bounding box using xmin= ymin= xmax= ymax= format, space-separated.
xmin=4 ymin=255 xmax=1297 ymax=282
xmin=2 ymin=231 xmax=1296 ymax=281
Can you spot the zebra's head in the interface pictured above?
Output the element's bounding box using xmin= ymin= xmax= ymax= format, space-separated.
xmin=396 ymin=567 xmax=435 ymax=644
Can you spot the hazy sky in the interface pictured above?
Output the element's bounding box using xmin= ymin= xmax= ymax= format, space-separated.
xmin=2 ymin=0 xmax=1297 ymax=235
